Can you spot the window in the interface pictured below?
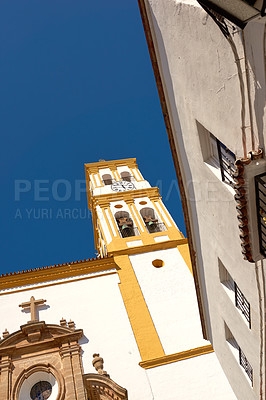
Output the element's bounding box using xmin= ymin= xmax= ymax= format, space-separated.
xmin=212 ymin=134 xmax=236 ymax=186
xmin=239 ymin=347 xmax=253 ymax=385
xmin=140 ymin=207 xmax=166 ymax=233
xmin=234 ymin=282 xmax=251 ymax=328
xmin=120 ymin=171 xmax=135 ymax=183
xmin=219 ymin=259 xmax=251 ymax=327
xmin=197 ymin=121 xmax=236 ymax=187
xmin=102 ymin=174 xmax=113 ymax=186
xmin=225 ymin=324 xmax=253 ymax=385
xmin=255 ymin=172 xmax=266 ymax=257
xmin=115 ymin=211 xmax=139 ymax=238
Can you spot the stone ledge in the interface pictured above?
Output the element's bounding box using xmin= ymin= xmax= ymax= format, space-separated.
xmin=139 ymin=344 xmax=214 ymax=369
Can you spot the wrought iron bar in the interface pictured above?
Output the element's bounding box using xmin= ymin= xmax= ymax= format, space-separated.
xmin=239 ymin=347 xmax=253 ymax=385
xmin=255 ymin=172 xmax=266 ymax=257
xmin=217 ymin=140 xmax=236 ymax=186
xmin=234 ymin=282 xmax=251 ymax=328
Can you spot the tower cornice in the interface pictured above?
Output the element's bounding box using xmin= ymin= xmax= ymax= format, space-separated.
xmin=85 ymin=158 xmax=138 ymax=173
xmin=91 ymin=187 xmax=161 ymax=209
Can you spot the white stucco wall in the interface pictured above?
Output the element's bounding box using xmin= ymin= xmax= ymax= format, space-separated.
xmin=0 ymin=267 xmax=237 ymax=400
xmin=0 ymin=273 xmax=152 ymax=400
xmin=145 ymin=0 xmax=266 ymax=399
xmin=130 ymin=248 xmax=206 ymax=354
xmin=147 ymin=352 xmax=237 ymax=400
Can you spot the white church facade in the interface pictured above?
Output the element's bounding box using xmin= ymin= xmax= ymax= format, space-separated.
xmin=0 ymin=158 xmax=236 ymax=399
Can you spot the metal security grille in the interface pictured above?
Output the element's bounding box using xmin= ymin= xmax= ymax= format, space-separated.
xmin=239 ymin=347 xmax=253 ymax=385
xmin=217 ymin=140 xmax=236 ymax=186
xmin=234 ymin=282 xmax=251 ymax=328
xmin=255 ymin=172 xmax=266 ymax=257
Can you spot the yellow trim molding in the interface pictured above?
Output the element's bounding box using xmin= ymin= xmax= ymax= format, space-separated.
xmin=108 ymin=238 xmax=188 ymax=257
xmin=92 ymin=187 xmax=161 ymax=208
xmin=85 ymin=158 xmax=138 ymax=172
xmin=178 ymin=243 xmax=193 ymax=274
xmin=115 ymin=254 xmax=165 ymax=360
xmin=0 ymin=258 xmax=117 ymax=291
xmin=0 ymin=271 xmax=117 ymax=296
xmin=139 ymin=344 xmax=214 ymax=369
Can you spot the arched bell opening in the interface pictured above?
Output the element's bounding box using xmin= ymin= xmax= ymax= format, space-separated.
xmin=120 ymin=171 xmax=134 ymax=183
xmin=140 ymin=207 xmax=166 ymax=233
xmin=102 ymin=174 xmax=113 ymax=186
xmin=115 ymin=211 xmax=138 ymax=238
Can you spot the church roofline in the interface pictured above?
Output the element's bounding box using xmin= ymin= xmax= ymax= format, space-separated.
xmin=0 ymin=256 xmax=116 ymax=291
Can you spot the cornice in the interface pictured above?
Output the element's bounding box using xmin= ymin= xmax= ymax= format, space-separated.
xmin=92 ymin=187 xmax=160 ymax=207
xmin=139 ymin=344 xmax=214 ymax=369
xmin=85 ymin=158 xmax=137 ymax=172
xmin=0 ymin=257 xmax=116 ymax=291
xmin=110 ymin=239 xmax=187 ymax=257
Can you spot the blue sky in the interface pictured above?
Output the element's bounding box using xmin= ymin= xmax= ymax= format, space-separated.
xmin=0 ymin=0 xmax=185 ymax=274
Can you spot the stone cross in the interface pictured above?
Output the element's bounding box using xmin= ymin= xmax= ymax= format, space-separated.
xmin=19 ymin=296 xmax=46 ymax=323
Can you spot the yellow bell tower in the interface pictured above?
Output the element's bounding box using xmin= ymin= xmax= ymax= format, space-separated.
xmin=85 ymin=158 xmax=187 ymax=258
xmin=85 ymin=158 xmax=211 ymax=367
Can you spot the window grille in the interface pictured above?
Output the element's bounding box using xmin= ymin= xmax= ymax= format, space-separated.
xmin=239 ymin=347 xmax=253 ymax=385
xmin=234 ymin=282 xmax=251 ymax=328
xmin=216 ymin=139 xmax=236 ymax=186
xmin=255 ymin=172 xmax=266 ymax=257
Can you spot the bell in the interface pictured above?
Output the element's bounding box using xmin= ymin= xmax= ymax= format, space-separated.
xmin=148 ymin=221 xmax=154 ymax=226
xmin=121 ymin=224 xmax=129 ymax=230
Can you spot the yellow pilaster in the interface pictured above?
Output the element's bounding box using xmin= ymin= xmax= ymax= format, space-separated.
xmin=106 ymin=206 xmax=120 ymax=237
xmin=178 ymin=243 xmax=193 ymax=274
xmin=91 ymin=174 xmax=97 ymax=189
xmin=98 ymin=205 xmax=114 ymax=243
xmin=115 ymin=254 xmax=165 ymax=360
xmin=97 ymin=172 xmax=104 ymax=187
xmin=124 ymin=199 xmax=142 ymax=233
xmin=130 ymin=201 xmax=147 ymax=232
xmin=130 ymin=167 xmax=140 ymax=182
xmin=150 ymin=197 xmax=170 ymax=228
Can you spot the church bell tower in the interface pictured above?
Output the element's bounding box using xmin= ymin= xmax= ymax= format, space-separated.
xmin=85 ymin=158 xmax=186 ymax=257
xmin=85 ymin=158 xmax=210 ymax=365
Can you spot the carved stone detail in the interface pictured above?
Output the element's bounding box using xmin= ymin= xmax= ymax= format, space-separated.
xmin=0 ymin=321 xmax=85 ymax=400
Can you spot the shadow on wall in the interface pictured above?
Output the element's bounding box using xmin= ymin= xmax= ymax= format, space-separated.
xmin=148 ymin=6 xmax=212 ymax=340
xmin=244 ymin=21 xmax=266 ymax=150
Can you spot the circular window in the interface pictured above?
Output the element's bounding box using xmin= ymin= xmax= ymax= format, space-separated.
xmin=114 ymin=204 xmax=123 ymax=209
xmin=139 ymin=201 xmax=147 ymax=205
xmin=152 ymin=259 xmax=165 ymax=268
xmin=30 ymin=381 xmax=52 ymax=400
xmin=18 ymin=369 xmax=59 ymax=400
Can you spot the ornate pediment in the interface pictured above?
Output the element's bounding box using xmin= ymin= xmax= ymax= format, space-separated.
xmin=0 ymin=296 xmax=127 ymax=400
xmin=0 ymin=320 xmax=83 ymax=356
